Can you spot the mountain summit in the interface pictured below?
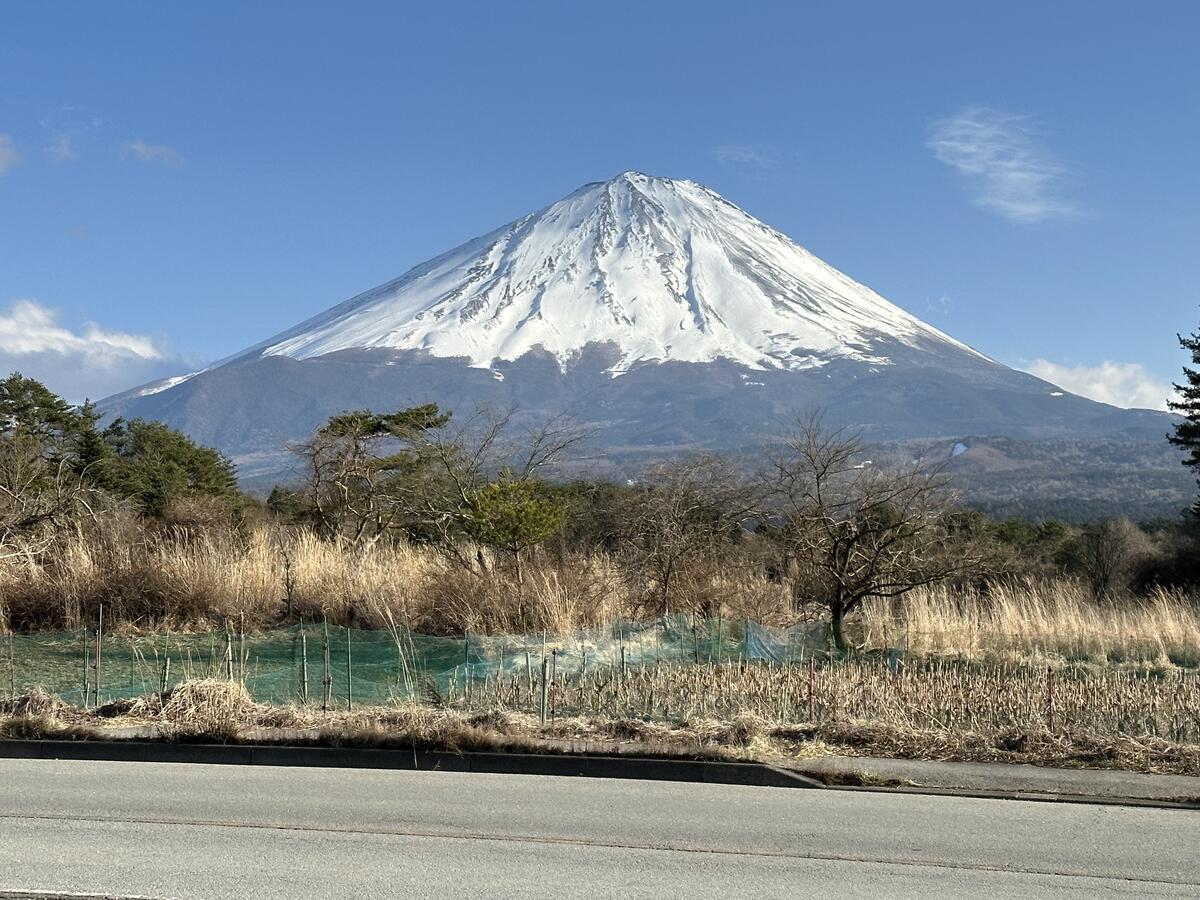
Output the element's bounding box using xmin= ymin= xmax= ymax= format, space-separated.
xmin=234 ymin=171 xmax=982 ymax=375
xmin=105 ymin=172 xmax=1179 ymax=514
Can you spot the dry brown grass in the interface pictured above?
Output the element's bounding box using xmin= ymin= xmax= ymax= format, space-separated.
xmin=5 ymin=667 xmax=1198 ymax=775
xmin=861 ymin=581 xmax=1200 ymax=667
xmin=0 ymin=525 xmax=1198 ymax=672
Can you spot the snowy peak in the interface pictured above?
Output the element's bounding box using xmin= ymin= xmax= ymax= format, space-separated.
xmin=248 ymin=171 xmax=984 ymax=373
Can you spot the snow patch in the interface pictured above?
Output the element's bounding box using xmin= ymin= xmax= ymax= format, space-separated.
xmin=137 ymin=372 xmax=199 ymax=397
xmin=239 ymin=172 xmax=990 ymax=377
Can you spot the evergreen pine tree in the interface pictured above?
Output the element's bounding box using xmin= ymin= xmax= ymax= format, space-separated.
xmin=70 ymin=401 xmax=115 ymax=487
xmin=1168 ymin=328 xmax=1200 ymax=514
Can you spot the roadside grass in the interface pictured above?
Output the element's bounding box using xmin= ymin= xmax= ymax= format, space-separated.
xmin=4 ymin=661 xmax=1198 ymax=775
xmin=2 ymin=525 xmax=1199 ymax=671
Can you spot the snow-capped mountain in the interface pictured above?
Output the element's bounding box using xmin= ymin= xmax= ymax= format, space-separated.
xmin=227 ymin=171 xmax=983 ymax=376
xmin=104 ymin=171 xmax=1176 ymax=507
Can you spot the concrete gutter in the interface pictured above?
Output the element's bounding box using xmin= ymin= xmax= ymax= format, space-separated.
xmin=0 ymin=738 xmax=822 ymax=789
xmin=1 ymin=737 xmax=1196 ymax=809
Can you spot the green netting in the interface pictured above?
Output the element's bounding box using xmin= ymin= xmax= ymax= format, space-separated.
xmin=0 ymin=617 xmax=835 ymax=707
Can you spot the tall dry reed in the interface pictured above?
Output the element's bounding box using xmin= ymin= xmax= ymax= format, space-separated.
xmin=1 ymin=525 xmax=1197 ymax=670
xmin=861 ymin=581 xmax=1200 ymax=667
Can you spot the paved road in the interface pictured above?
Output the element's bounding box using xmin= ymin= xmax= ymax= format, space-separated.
xmin=0 ymin=759 xmax=1195 ymax=899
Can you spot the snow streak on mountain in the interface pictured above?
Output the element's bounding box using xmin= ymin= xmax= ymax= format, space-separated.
xmin=239 ymin=171 xmax=984 ymax=374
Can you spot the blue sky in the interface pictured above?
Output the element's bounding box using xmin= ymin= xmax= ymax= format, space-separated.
xmin=1 ymin=1 xmax=1197 ymax=406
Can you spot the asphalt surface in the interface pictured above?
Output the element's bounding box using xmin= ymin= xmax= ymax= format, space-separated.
xmin=0 ymin=759 xmax=1195 ymax=899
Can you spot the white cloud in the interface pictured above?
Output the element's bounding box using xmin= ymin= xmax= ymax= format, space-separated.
xmin=0 ymin=135 xmax=21 ymax=175
xmin=124 ymin=139 xmax=184 ymax=168
xmin=928 ymin=107 xmax=1078 ymax=224
xmin=716 ymin=144 xmax=772 ymax=168
xmin=47 ymin=134 xmax=76 ymax=163
xmin=0 ymin=299 xmax=193 ymax=402
xmin=1023 ymin=359 xmax=1172 ymax=411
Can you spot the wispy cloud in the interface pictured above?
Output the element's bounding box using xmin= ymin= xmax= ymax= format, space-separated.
xmin=715 ymin=144 xmax=773 ymax=168
xmin=1023 ymin=359 xmax=1172 ymax=410
xmin=38 ymin=106 xmax=104 ymax=135
xmin=47 ymin=134 xmax=76 ymax=163
xmin=0 ymin=135 xmax=21 ymax=176
xmin=38 ymin=106 xmax=104 ymax=162
xmin=0 ymin=299 xmax=192 ymax=402
xmin=124 ymin=139 xmax=185 ymax=168
xmin=928 ymin=107 xmax=1078 ymax=224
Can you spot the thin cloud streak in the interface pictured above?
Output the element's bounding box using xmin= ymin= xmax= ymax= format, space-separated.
xmin=0 ymin=135 xmax=21 ymax=175
xmin=1024 ymin=358 xmax=1172 ymax=410
xmin=124 ymin=139 xmax=185 ymax=168
xmin=47 ymin=134 xmax=76 ymax=162
xmin=715 ymin=144 xmax=772 ymax=168
xmin=929 ymin=107 xmax=1078 ymax=224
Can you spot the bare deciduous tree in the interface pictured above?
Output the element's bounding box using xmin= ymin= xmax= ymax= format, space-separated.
xmin=622 ymin=453 xmax=760 ymax=616
xmin=0 ymin=431 xmax=95 ymax=562
xmin=1076 ymin=517 xmax=1154 ymax=600
xmin=762 ymin=414 xmax=980 ymax=651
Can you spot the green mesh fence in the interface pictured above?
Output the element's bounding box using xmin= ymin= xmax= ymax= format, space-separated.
xmin=0 ymin=617 xmax=833 ymax=707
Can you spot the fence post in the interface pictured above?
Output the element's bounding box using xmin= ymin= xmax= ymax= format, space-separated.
xmin=807 ymin=657 xmax=815 ymax=723
xmin=321 ymin=626 xmax=331 ymax=712
xmin=550 ymin=649 xmax=558 ymax=722
xmin=1046 ymin=666 xmax=1055 ymax=733
xmin=539 ymin=653 xmax=549 ymax=725
xmin=95 ymin=604 xmax=104 ymax=705
xmin=81 ymin=628 xmax=90 ymax=707
xmin=346 ymin=627 xmax=353 ymax=712
xmin=300 ymin=631 xmax=309 ymax=704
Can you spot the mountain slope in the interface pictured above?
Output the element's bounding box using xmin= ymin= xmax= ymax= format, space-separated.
xmin=103 ymin=171 xmax=1183 ymax=513
xmin=193 ymin=171 xmax=988 ymax=377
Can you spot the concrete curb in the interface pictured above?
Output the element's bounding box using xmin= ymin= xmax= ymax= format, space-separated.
xmin=0 ymin=739 xmax=823 ymax=789
xmin=2 ymin=738 xmax=1195 ymax=809
xmin=815 ymin=782 xmax=1200 ymax=811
